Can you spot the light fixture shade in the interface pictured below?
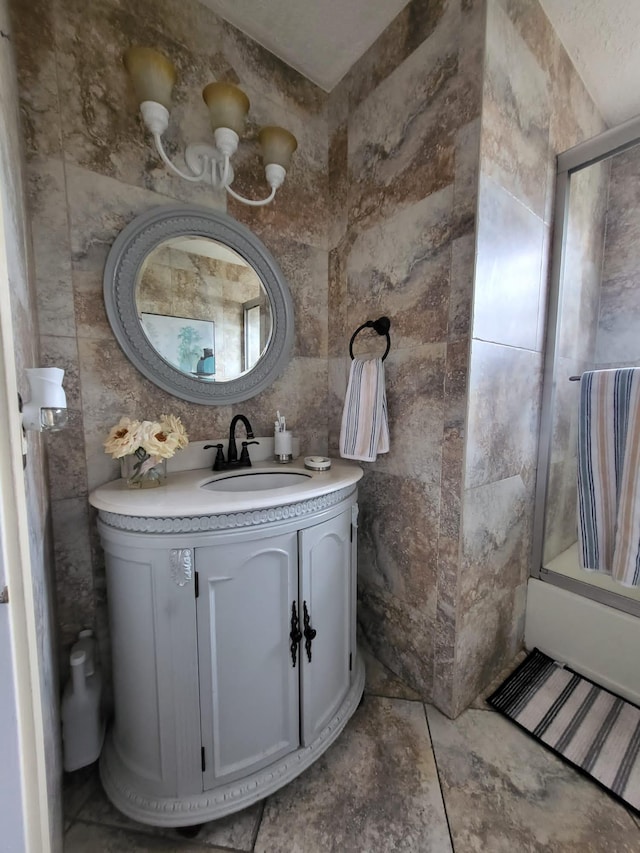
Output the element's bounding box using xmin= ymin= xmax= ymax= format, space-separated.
xmin=23 ymin=367 xmax=68 ymax=432
xmin=258 ymin=126 xmax=298 ymax=170
xmin=202 ymin=82 xmax=250 ymax=136
xmin=123 ymin=47 xmax=176 ymax=111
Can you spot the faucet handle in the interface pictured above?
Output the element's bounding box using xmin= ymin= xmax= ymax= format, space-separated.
xmin=204 ymin=443 xmax=226 ymax=471
xmin=239 ymin=440 xmax=259 ymax=467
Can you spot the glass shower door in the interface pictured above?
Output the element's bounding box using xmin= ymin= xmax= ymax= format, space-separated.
xmin=534 ymin=127 xmax=640 ymax=613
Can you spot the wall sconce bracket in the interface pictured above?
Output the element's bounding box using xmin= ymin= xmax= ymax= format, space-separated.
xmin=184 ymin=144 xmax=235 ymax=187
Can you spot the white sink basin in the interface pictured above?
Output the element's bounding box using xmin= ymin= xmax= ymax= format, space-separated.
xmin=201 ymin=470 xmax=312 ymax=493
xmin=89 ymin=459 xmax=364 ymax=517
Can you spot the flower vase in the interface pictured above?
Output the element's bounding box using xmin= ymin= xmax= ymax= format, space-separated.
xmin=120 ymin=452 xmax=167 ymax=489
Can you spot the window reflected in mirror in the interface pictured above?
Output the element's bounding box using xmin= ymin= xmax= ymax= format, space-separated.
xmin=135 ymin=236 xmax=272 ymax=382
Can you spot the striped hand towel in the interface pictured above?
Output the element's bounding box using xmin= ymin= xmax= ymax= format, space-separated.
xmin=577 ymin=368 xmax=640 ymax=587
xmin=339 ymin=357 xmax=389 ymax=462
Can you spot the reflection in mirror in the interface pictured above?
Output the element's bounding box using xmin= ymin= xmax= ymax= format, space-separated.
xmin=103 ymin=205 xmax=294 ymax=405
xmin=136 ymin=236 xmax=272 ymax=382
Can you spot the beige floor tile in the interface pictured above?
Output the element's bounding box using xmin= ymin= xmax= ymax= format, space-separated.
xmin=75 ymin=783 xmax=261 ymax=851
xmin=63 ymin=764 xmax=101 ymax=830
xmin=427 ymin=704 xmax=640 ymax=852
xmin=64 ymin=650 xmax=639 ymax=852
xmin=65 ymin=820 xmax=229 ymax=852
xmin=254 ymin=695 xmax=452 ymax=853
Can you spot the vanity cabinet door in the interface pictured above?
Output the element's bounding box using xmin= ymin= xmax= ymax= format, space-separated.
xmin=101 ymin=535 xmax=202 ymax=800
xmin=196 ymin=531 xmax=299 ymax=789
xmin=299 ymin=509 xmax=353 ymax=746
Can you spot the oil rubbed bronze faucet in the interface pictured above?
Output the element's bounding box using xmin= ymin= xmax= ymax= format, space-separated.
xmin=227 ymin=414 xmax=255 ymax=465
xmin=204 ymin=414 xmax=258 ymax=471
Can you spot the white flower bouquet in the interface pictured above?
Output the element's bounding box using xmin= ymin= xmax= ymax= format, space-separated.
xmin=104 ymin=414 xmax=189 ymax=488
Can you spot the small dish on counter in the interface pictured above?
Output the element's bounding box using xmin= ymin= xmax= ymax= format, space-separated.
xmin=304 ymin=456 xmax=332 ymax=471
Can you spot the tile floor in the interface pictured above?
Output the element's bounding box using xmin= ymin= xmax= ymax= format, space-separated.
xmin=63 ymin=649 xmax=640 ymax=853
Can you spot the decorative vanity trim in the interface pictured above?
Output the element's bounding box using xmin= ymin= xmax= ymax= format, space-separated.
xmin=170 ymin=549 xmax=193 ymax=586
xmin=98 ymin=485 xmax=357 ymax=534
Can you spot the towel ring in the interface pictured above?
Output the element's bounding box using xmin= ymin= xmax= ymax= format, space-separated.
xmin=349 ymin=316 xmax=391 ymax=362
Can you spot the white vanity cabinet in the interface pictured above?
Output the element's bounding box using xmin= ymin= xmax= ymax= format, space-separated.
xmin=298 ymin=510 xmax=353 ymax=745
xmin=92 ymin=473 xmax=364 ymax=828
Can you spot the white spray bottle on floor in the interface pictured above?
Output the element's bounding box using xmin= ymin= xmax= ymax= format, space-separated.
xmin=61 ymin=630 xmax=105 ymax=771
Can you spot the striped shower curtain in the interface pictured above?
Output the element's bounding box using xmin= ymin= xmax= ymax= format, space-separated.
xmin=577 ymin=367 xmax=640 ymax=587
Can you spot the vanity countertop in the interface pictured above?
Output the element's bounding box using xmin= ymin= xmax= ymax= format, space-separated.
xmin=89 ymin=458 xmax=363 ymax=518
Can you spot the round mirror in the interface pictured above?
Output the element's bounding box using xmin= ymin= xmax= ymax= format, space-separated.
xmin=103 ymin=206 xmax=294 ymax=404
xmin=137 ymin=236 xmax=273 ymax=382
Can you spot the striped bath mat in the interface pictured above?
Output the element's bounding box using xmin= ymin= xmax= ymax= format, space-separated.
xmin=488 ymin=649 xmax=640 ymax=813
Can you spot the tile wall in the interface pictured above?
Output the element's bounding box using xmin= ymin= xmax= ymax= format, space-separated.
xmin=327 ymin=0 xmax=484 ymax=704
xmin=10 ymin=0 xmax=330 ymax=669
xmin=456 ymin=0 xmax=607 ymax=714
xmin=596 ymin=144 xmax=640 ymax=368
xmin=328 ymin=0 xmax=611 ymax=717
xmin=1 ymin=0 xmax=62 ymax=846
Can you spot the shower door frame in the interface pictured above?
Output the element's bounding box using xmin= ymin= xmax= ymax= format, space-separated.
xmin=531 ymin=114 xmax=640 ymax=619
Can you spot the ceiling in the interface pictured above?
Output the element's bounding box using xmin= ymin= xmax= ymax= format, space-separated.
xmin=199 ymin=0 xmax=410 ymax=91
xmin=200 ymin=0 xmax=640 ymax=126
xmin=539 ymin=0 xmax=640 ymax=126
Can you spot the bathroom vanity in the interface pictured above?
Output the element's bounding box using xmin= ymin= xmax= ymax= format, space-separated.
xmin=89 ymin=459 xmax=364 ymax=827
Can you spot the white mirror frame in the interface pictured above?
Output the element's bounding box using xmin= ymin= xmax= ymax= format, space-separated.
xmin=103 ymin=205 xmax=295 ymax=405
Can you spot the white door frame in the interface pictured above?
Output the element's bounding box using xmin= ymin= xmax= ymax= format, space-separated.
xmin=0 ymin=178 xmax=51 ymax=852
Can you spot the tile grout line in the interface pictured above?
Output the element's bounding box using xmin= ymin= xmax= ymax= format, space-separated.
xmin=64 ymin=765 xmax=262 ymax=851
xmin=422 ymin=702 xmax=457 ymax=853
xmin=364 ymin=689 xmax=423 ymax=702
xmin=67 ymin=810 xmax=251 ymax=852
xmin=626 ymin=808 xmax=640 ymax=831
xmin=67 ymin=816 xmax=244 ymax=850
xmin=250 ymin=799 xmax=266 ymax=852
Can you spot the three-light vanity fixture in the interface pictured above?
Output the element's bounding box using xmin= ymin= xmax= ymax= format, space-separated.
xmin=123 ymin=47 xmax=298 ymax=207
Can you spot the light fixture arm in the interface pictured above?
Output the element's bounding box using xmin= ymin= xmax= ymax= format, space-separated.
xmin=140 ymin=101 xmax=207 ymax=182
xmin=151 ymin=132 xmax=208 ymax=182
xmin=224 ymin=182 xmax=277 ymax=207
xmin=137 ymin=101 xmax=290 ymax=206
xmin=222 ymin=151 xmax=278 ymax=206
xmin=220 ymin=152 xmax=231 ymax=188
